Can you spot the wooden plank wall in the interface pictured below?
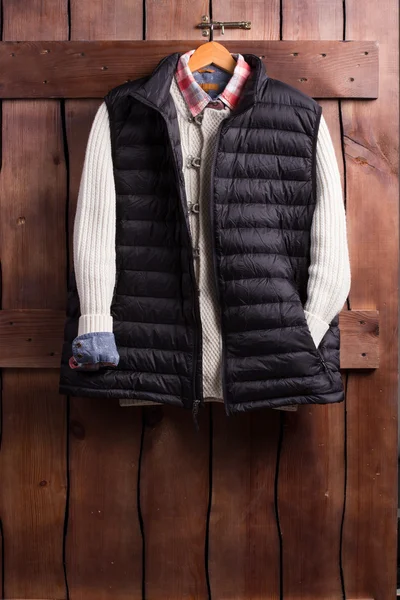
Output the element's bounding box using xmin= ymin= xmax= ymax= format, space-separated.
xmin=0 ymin=1 xmax=68 ymax=598
xmin=278 ymin=3 xmax=346 ymax=598
xmin=0 ymin=1 xmax=397 ymax=600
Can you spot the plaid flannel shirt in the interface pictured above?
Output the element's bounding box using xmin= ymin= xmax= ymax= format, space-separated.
xmin=175 ymin=49 xmax=251 ymax=117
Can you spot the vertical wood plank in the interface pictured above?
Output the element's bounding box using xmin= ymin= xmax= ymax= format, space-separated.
xmin=0 ymin=371 xmax=67 ymax=598
xmin=137 ymin=4 xmax=212 ymax=599
xmin=342 ymin=0 xmax=398 ymax=597
xmin=140 ymin=406 xmax=210 ymax=599
xmin=67 ymin=399 xmax=143 ymax=600
xmin=209 ymin=407 xmax=281 ymax=599
xmin=278 ymin=2 xmax=347 ymax=598
xmin=207 ymin=3 xmax=282 ymax=598
xmin=145 ymin=0 xmax=208 ymax=39
xmin=211 ymin=0 xmax=280 ymax=40
xmin=0 ymin=99 xmax=67 ymax=309
xmin=70 ymin=0 xmax=142 ymax=40
xmin=0 ymin=2 xmax=68 ymax=597
xmin=65 ymin=4 xmax=144 ymax=600
xmin=1 ymin=0 xmax=67 ymax=40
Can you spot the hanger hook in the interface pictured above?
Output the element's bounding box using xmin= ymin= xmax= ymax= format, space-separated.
xmin=209 ymin=22 xmax=214 ymax=41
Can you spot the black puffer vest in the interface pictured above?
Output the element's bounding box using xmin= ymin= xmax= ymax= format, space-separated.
xmin=59 ymin=51 xmax=344 ymax=414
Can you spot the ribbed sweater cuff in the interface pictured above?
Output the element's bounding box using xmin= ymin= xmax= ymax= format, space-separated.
xmin=304 ymin=310 xmax=330 ymax=349
xmin=78 ymin=314 xmax=114 ymax=336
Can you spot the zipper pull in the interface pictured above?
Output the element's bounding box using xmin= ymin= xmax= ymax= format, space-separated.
xmin=192 ymin=399 xmax=201 ymax=432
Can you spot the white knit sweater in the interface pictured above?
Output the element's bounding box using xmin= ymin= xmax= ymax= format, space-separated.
xmin=73 ymin=78 xmax=351 ymax=403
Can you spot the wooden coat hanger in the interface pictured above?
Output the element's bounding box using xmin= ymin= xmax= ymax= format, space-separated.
xmin=188 ymin=24 xmax=236 ymax=74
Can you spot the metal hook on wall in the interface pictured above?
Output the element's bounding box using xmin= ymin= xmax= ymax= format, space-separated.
xmin=197 ymin=16 xmax=251 ymax=39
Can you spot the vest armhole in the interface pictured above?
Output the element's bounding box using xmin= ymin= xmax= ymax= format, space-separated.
xmin=311 ymin=103 xmax=323 ymax=207
xmin=103 ymin=97 xmax=117 ymax=169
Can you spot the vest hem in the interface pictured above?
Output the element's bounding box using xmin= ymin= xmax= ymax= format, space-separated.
xmin=226 ymin=389 xmax=345 ymax=414
xmin=58 ymin=385 xmax=186 ymax=409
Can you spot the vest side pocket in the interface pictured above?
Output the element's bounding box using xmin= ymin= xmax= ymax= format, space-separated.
xmin=315 ymin=347 xmax=335 ymax=383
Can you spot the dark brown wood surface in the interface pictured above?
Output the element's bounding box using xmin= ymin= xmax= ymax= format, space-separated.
xmin=0 ymin=0 xmax=397 ymax=598
xmin=66 ymin=398 xmax=143 ymax=598
xmin=209 ymin=407 xmax=281 ymax=599
xmin=0 ymin=309 xmax=380 ymax=369
xmin=0 ymin=1 xmax=68 ymax=597
xmin=0 ymin=40 xmax=378 ymax=99
xmin=277 ymin=4 xmax=347 ymax=598
xmin=140 ymin=406 xmax=210 ymax=599
xmin=64 ymin=5 xmax=144 ymax=599
xmin=0 ymin=370 xmax=67 ymax=598
xmin=341 ymin=0 xmax=398 ymax=597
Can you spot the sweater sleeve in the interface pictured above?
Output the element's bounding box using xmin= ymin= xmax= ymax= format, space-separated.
xmin=73 ymin=101 xmax=117 ymax=336
xmin=304 ymin=113 xmax=351 ymax=348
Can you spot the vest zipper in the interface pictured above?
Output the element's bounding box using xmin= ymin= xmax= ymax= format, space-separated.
xmin=209 ymin=119 xmax=229 ymax=414
xmin=209 ymin=107 xmax=255 ymax=415
xmin=129 ymin=92 xmax=204 ymax=417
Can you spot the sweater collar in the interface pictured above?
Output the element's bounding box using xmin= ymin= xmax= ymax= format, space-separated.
xmin=130 ymin=51 xmax=268 ymax=119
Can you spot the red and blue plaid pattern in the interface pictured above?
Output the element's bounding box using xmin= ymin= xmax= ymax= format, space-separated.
xmin=175 ymin=49 xmax=251 ymax=117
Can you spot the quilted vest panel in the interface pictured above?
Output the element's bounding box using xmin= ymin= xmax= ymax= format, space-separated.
xmin=59 ymin=52 xmax=345 ymax=413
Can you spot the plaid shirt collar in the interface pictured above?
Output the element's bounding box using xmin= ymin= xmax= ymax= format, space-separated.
xmin=175 ymin=49 xmax=252 ymax=117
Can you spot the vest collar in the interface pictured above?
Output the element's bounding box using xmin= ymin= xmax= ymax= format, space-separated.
xmin=130 ymin=51 xmax=268 ymax=117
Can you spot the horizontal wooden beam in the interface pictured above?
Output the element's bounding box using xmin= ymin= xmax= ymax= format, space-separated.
xmin=0 ymin=308 xmax=379 ymax=369
xmin=0 ymin=40 xmax=378 ymax=99
xmin=339 ymin=309 xmax=379 ymax=369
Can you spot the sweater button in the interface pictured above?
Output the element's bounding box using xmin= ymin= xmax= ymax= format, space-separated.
xmin=189 ymin=202 xmax=200 ymax=214
xmin=186 ymin=155 xmax=201 ymax=168
xmin=193 ymin=246 xmax=200 ymax=258
xmin=194 ymin=114 xmax=204 ymax=125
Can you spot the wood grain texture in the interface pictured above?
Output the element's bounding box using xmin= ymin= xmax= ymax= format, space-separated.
xmin=0 ymin=1 xmax=68 ymax=598
xmin=64 ymin=7 xmax=144 ymax=600
xmin=0 ymin=309 xmax=378 ymax=368
xmin=70 ymin=0 xmax=142 ymax=40
xmin=0 ymin=370 xmax=67 ymax=598
xmin=66 ymin=398 xmax=143 ymax=599
xmin=140 ymin=406 xmax=210 ymax=599
xmin=279 ymin=402 xmax=345 ymax=599
xmin=211 ymin=0 xmax=280 ymax=40
xmin=339 ymin=309 xmax=379 ymax=369
xmin=0 ymin=309 xmax=66 ymax=367
xmin=145 ymin=0 xmax=208 ymax=39
xmin=209 ymin=407 xmax=281 ymax=599
xmin=0 ymin=310 xmax=379 ymax=369
xmin=1 ymin=0 xmax=68 ymax=40
xmin=278 ymin=4 xmax=347 ymax=598
xmin=0 ymin=100 xmax=67 ymax=309
xmin=0 ymin=40 xmax=379 ymax=98
xmin=341 ymin=0 xmax=398 ymax=597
